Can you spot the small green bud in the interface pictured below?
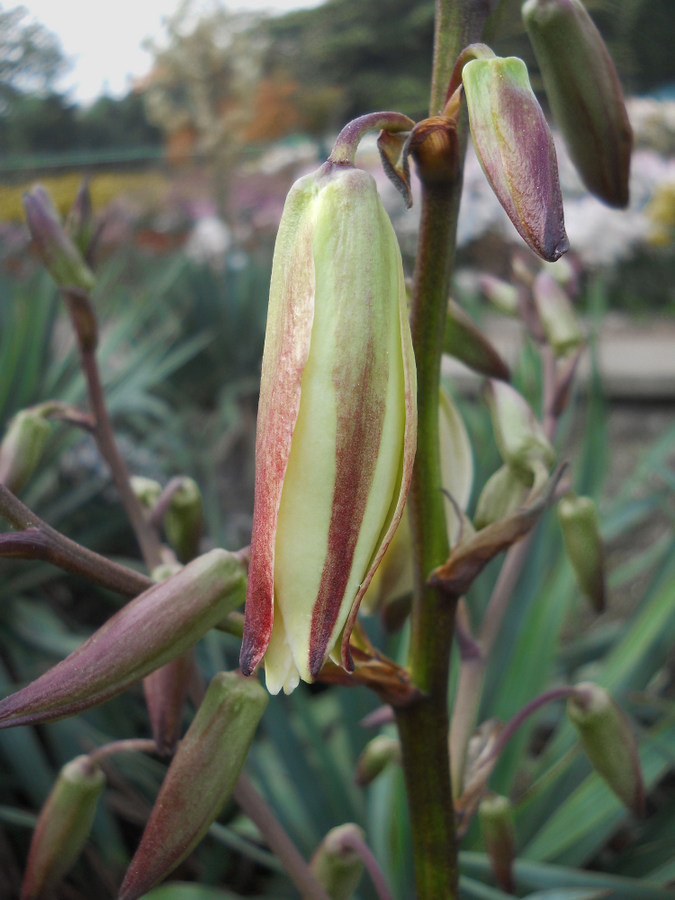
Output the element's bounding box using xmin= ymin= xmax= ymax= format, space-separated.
xmin=310 ymin=824 xmax=365 ymax=900
xmin=362 ymin=387 xmax=472 ymax=615
xmin=0 ymin=549 xmax=246 ymax=728
xmin=462 ymin=54 xmax=568 ymax=261
xmin=474 ymin=464 xmax=529 ymax=530
xmin=567 ymin=682 xmax=645 ymax=814
xmin=119 ymin=672 xmax=268 ymax=900
xmin=522 ymin=0 xmax=632 ymax=207
xmin=66 ymin=180 xmax=98 ymax=261
xmin=478 ymin=274 xmax=520 ymax=316
xmin=164 ymin=476 xmax=204 ymax=563
xmin=23 ymin=187 xmax=96 ymax=292
xmin=0 ymin=409 xmax=51 ymax=494
xmin=130 ymin=475 xmax=162 ymax=510
xmin=558 ymin=494 xmax=606 ymax=611
xmin=21 ymin=755 xmax=105 ymax=900
xmin=483 ymin=380 xmax=555 ymax=484
xmin=355 ymin=735 xmax=401 ymax=786
xmin=479 ymin=793 xmax=516 ymax=894
xmin=533 ymin=270 xmax=585 ymax=357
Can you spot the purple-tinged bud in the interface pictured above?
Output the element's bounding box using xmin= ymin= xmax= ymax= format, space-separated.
xmin=558 ymin=494 xmax=606 ymax=612
xmin=567 ymin=682 xmax=645 ymax=814
xmin=21 ymin=755 xmax=105 ymax=900
xmin=479 ymin=793 xmax=516 ymax=894
xmin=119 ymin=671 xmax=267 ymax=900
xmin=443 ymin=299 xmax=510 ymax=380
xmin=483 ymin=380 xmax=555 ymax=485
xmin=0 ymin=409 xmax=51 ymax=494
xmin=474 ymin=464 xmax=529 ymax=530
xmin=478 ymin=274 xmax=520 ymax=316
xmin=66 ymin=180 xmax=98 ymax=261
xmin=522 ymin=0 xmax=632 ymax=208
xmin=462 ymin=55 xmax=569 ymax=261
xmin=23 ymin=187 xmax=96 ymax=293
xmin=310 ymin=824 xmax=365 ymax=900
xmin=240 ymin=161 xmax=417 ymax=694
xmin=355 ymin=735 xmax=401 ymax=786
xmin=165 ymin=476 xmax=203 ymax=563
xmin=0 ymin=549 xmax=246 ymax=728
xmin=533 ymin=270 xmax=585 ymax=357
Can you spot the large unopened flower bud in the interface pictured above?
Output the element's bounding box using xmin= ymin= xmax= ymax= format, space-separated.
xmin=462 ymin=53 xmax=568 ymax=262
xmin=0 ymin=549 xmax=246 ymax=728
xmin=240 ymin=161 xmax=417 ymax=694
xmin=0 ymin=408 xmax=51 ymax=494
xmin=522 ymin=0 xmax=632 ymax=207
xmin=21 ymin=755 xmax=105 ymax=900
xmin=567 ymin=682 xmax=645 ymax=814
xmin=119 ymin=672 xmax=267 ymax=900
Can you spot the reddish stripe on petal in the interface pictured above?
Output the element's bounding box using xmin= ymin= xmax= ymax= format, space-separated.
xmin=308 ymin=327 xmax=385 ymax=678
xmin=340 ymin=285 xmax=417 ymax=670
xmin=240 ymin=215 xmax=315 ymax=676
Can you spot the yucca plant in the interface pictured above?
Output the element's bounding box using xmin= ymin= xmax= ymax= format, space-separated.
xmin=1 ymin=3 xmax=673 ymax=900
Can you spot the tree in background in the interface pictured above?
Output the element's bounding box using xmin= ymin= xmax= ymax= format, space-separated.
xmin=140 ymin=0 xmax=269 ymax=220
xmin=0 ymin=3 xmax=67 ymax=113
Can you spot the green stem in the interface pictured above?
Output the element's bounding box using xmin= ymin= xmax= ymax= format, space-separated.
xmin=395 ymin=179 xmax=461 ymax=900
xmin=395 ymin=4 xmax=496 ymax=896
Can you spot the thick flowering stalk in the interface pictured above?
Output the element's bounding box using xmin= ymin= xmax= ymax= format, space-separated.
xmin=241 ymin=159 xmax=416 ymax=694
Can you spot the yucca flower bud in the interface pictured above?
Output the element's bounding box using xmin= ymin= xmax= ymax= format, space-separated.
xmin=309 ymin=824 xmax=366 ymax=900
xmin=479 ymin=793 xmax=516 ymax=893
xmin=462 ymin=53 xmax=568 ymax=262
xmin=23 ymin=187 xmax=96 ymax=293
xmin=567 ymin=682 xmax=645 ymax=814
xmin=130 ymin=475 xmax=162 ymax=510
xmin=558 ymin=494 xmax=606 ymax=611
xmin=355 ymin=735 xmax=401 ymax=786
xmin=119 ymin=672 xmax=268 ymax=900
xmin=478 ymin=274 xmax=520 ymax=317
xmin=483 ymin=380 xmax=555 ymax=486
xmin=362 ymin=387 xmax=472 ymax=616
xmin=66 ymin=180 xmax=98 ymax=261
xmin=21 ymin=755 xmax=105 ymax=900
xmin=240 ymin=160 xmax=417 ymax=695
xmin=0 ymin=408 xmax=51 ymax=494
xmin=165 ymin=476 xmax=204 ymax=563
xmin=522 ymin=0 xmax=632 ymax=207
xmin=474 ymin=464 xmax=529 ymax=530
xmin=0 ymin=549 xmax=246 ymax=728
xmin=532 ymin=270 xmax=585 ymax=357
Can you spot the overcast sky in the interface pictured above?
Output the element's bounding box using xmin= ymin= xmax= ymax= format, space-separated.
xmin=20 ymin=0 xmax=326 ymax=104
